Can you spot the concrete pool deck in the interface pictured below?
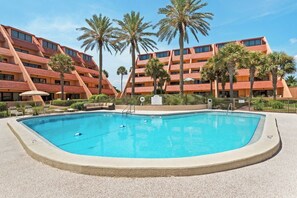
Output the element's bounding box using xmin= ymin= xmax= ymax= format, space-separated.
xmin=0 ymin=111 xmax=297 ymax=197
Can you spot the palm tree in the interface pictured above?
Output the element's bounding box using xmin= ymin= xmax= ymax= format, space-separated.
xmin=0 ymin=55 xmax=3 ymax=62
xmin=240 ymin=51 xmax=267 ymax=98
xmin=103 ymin=69 xmax=109 ymax=78
xmin=265 ymin=52 xmax=296 ymax=99
xmin=145 ymin=58 xmax=165 ymax=95
xmin=77 ymin=14 xmax=116 ymax=94
xmin=158 ymin=70 xmax=171 ymax=94
xmin=117 ymin=66 xmax=128 ymax=92
xmin=113 ymin=11 xmax=157 ymax=97
xmin=286 ymin=75 xmax=297 ymax=87
xmin=219 ymin=43 xmax=248 ymax=98
xmin=48 ymin=54 xmax=74 ymax=100
xmin=156 ymin=0 xmax=213 ymax=96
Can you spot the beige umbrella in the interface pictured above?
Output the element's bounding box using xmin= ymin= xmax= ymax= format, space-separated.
xmin=20 ymin=90 xmax=49 ymax=97
xmin=184 ymin=77 xmax=195 ymax=82
xmin=55 ymin=92 xmax=68 ymax=95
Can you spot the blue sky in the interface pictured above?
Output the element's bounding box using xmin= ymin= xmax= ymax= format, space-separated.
xmin=1 ymin=0 xmax=297 ymax=88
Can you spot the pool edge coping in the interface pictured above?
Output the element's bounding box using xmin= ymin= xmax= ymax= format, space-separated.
xmin=6 ymin=110 xmax=280 ymax=177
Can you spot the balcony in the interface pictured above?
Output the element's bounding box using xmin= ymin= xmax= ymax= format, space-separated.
xmin=12 ymin=38 xmax=39 ymax=52
xmin=219 ymin=80 xmax=283 ymax=90
xmin=0 ymin=80 xmax=29 ymax=91
xmin=26 ymin=67 xmax=77 ymax=81
xmin=170 ymin=62 xmax=205 ymax=71
xmin=89 ymin=87 xmax=115 ymax=95
xmin=0 ymin=62 xmax=22 ymax=73
xmin=80 ymin=76 xmax=108 ymax=85
xmin=17 ymin=52 xmax=49 ymax=64
xmin=0 ymin=33 xmax=5 ymax=42
xmin=133 ymin=76 xmax=152 ymax=83
xmin=170 ymin=73 xmax=201 ymax=81
xmin=166 ymin=84 xmax=211 ymax=92
xmin=34 ymin=83 xmax=84 ymax=94
xmin=0 ymin=47 xmax=12 ymax=57
xmin=237 ymin=69 xmax=249 ymax=76
xmin=245 ymin=44 xmax=267 ymax=53
xmin=190 ymin=51 xmax=213 ymax=60
xmin=126 ymin=86 xmax=153 ymax=94
xmin=172 ymin=53 xmax=192 ymax=62
xmin=75 ymin=66 xmax=99 ymax=76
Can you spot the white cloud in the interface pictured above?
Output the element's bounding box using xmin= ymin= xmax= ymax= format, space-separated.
xmin=290 ymin=38 xmax=297 ymax=44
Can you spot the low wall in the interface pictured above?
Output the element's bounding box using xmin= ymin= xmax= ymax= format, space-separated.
xmin=116 ymin=104 xmax=207 ymax=111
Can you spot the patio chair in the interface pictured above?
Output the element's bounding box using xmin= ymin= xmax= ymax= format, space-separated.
xmin=25 ymin=105 xmax=33 ymax=115
xmin=43 ymin=105 xmax=53 ymax=114
xmin=8 ymin=107 xmax=23 ymax=116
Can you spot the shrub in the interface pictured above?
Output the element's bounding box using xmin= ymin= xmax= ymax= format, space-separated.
xmin=70 ymin=102 xmax=86 ymax=110
xmin=89 ymin=94 xmax=110 ymax=102
xmin=0 ymin=111 xmax=8 ymax=118
xmin=268 ymin=100 xmax=284 ymax=109
xmin=0 ymin=102 xmax=7 ymax=111
xmin=52 ymin=99 xmax=87 ymax=106
xmin=32 ymin=106 xmax=43 ymax=115
xmin=252 ymin=98 xmax=266 ymax=111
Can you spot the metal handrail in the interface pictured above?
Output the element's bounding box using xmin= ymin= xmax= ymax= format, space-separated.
xmin=227 ymin=103 xmax=233 ymax=114
xmin=122 ymin=104 xmax=135 ymax=115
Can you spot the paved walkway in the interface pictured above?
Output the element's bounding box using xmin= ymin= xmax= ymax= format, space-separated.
xmin=0 ymin=113 xmax=297 ymax=198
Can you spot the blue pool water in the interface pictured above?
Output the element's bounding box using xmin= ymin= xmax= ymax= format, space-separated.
xmin=21 ymin=112 xmax=263 ymax=158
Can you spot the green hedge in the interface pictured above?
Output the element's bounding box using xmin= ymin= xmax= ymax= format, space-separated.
xmin=0 ymin=111 xmax=8 ymax=118
xmin=89 ymin=94 xmax=113 ymax=102
xmin=52 ymin=99 xmax=87 ymax=106
xmin=0 ymin=102 xmax=7 ymax=111
xmin=70 ymin=102 xmax=86 ymax=110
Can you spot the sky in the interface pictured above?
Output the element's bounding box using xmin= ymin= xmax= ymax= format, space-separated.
xmin=1 ymin=0 xmax=297 ymax=89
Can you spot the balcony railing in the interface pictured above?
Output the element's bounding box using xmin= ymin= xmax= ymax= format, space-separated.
xmin=126 ymin=86 xmax=153 ymax=93
xmin=26 ymin=67 xmax=77 ymax=81
xmin=0 ymin=80 xmax=29 ymax=91
xmin=80 ymin=76 xmax=108 ymax=85
xmin=89 ymin=87 xmax=115 ymax=95
xmin=75 ymin=66 xmax=99 ymax=76
xmin=0 ymin=62 xmax=22 ymax=73
xmin=0 ymin=47 xmax=12 ymax=57
xmin=17 ymin=52 xmax=49 ymax=64
xmin=34 ymin=83 xmax=84 ymax=94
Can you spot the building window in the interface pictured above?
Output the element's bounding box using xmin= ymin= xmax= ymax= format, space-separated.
xmin=194 ymin=46 xmax=211 ymax=53
xmin=217 ymin=43 xmax=227 ymax=49
xmin=171 ymin=71 xmax=179 ymax=75
xmin=170 ymin=82 xmax=179 ymax=85
xmin=243 ymin=39 xmax=262 ymax=47
xmin=0 ymin=92 xmax=20 ymax=101
xmin=31 ymin=77 xmax=46 ymax=84
xmin=15 ymin=48 xmax=29 ymax=54
xmin=43 ymin=40 xmax=58 ymax=51
xmin=65 ymin=48 xmax=77 ymax=57
xmin=139 ymin=54 xmax=151 ymax=60
xmin=23 ymin=62 xmax=42 ymax=69
xmin=0 ymin=74 xmax=14 ymax=81
xmin=174 ymin=49 xmax=189 ymax=56
xmin=83 ymin=54 xmax=92 ymax=62
xmin=11 ymin=30 xmax=32 ymax=43
xmin=192 ymin=69 xmax=200 ymax=73
xmin=156 ymin=51 xmax=169 ymax=58
xmin=55 ymin=80 xmax=70 ymax=86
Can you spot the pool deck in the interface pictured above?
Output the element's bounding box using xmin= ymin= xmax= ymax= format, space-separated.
xmin=1 ymin=111 xmax=297 ymax=197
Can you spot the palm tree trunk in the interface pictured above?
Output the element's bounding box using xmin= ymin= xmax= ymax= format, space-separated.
xmin=98 ymin=43 xmax=103 ymax=94
xmin=210 ymin=80 xmax=213 ymax=95
xmin=216 ymin=75 xmax=219 ymax=97
xmin=120 ymin=74 xmax=123 ymax=93
xmin=131 ymin=43 xmax=136 ymax=97
xmin=60 ymin=74 xmax=65 ymax=100
xmin=179 ymin=27 xmax=184 ymax=96
xmin=272 ymin=70 xmax=277 ymax=100
xmin=153 ymin=75 xmax=157 ymax=95
xmin=222 ymin=81 xmax=226 ymax=98
xmin=228 ymin=65 xmax=234 ymax=98
xmin=250 ymin=67 xmax=255 ymax=98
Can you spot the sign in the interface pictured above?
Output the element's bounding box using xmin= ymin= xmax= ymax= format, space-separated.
xmin=151 ymin=95 xmax=162 ymax=105
xmin=239 ymin=99 xmax=245 ymax=104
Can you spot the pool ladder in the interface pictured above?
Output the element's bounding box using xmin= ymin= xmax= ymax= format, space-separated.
xmin=122 ymin=104 xmax=135 ymax=115
xmin=227 ymin=103 xmax=233 ymax=115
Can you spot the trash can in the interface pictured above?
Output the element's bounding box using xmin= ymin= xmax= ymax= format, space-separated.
xmin=207 ymin=99 xmax=212 ymax=109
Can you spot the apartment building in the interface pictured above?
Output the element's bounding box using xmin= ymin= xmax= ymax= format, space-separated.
xmin=0 ymin=25 xmax=117 ymax=103
xmin=122 ymin=37 xmax=292 ymax=98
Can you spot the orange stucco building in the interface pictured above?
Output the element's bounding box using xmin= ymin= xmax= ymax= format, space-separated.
xmin=122 ymin=37 xmax=292 ymax=98
xmin=0 ymin=25 xmax=117 ymax=103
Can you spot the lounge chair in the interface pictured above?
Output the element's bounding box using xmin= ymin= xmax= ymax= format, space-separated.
xmin=8 ymin=107 xmax=23 ymax=116
xmin=43 ymin=105 xmax=53 ymax=114
xmin=25 ymin=105 xmax=33 ymax=115
xmin=67 ymin=108 xmax=76 ymax=112
xmin=84 ymin=103 xmax=115 ymax=111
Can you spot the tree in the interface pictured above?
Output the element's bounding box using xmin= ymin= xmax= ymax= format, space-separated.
xmin=219 ymin=43 xmax=248 ymax=98
xmin=201 ymin=57 xmax=217 ymax=95
xmin=158 ymin=70 xmax=171 ymax=94
xmin=117 ymin=66 xmax=128 ymax=92
xmin=145 ymin=58 xmax=166 ymax=95
xmin=48 ymin=54 xmax=74 ymax=100
xmin=240 ymin=51 xmax=267 ymax=98
xmin=113 ymin=11 xmax=157 ymax=97
xmin=156 ymin=0 xmax=213 ymax=96
xmin=77 ymin=14 xmax=116 ymax=94
xmin=286 ymin=75 xmax=297 ymax=87
xmin=103 ymin=69 xmax=109 ymax=78
xmin=265 ymin=52 xmax=296 ymax=99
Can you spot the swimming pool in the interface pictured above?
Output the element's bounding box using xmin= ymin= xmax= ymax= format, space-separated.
xmin=21 ymin=112 xmax=264 ymax=158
